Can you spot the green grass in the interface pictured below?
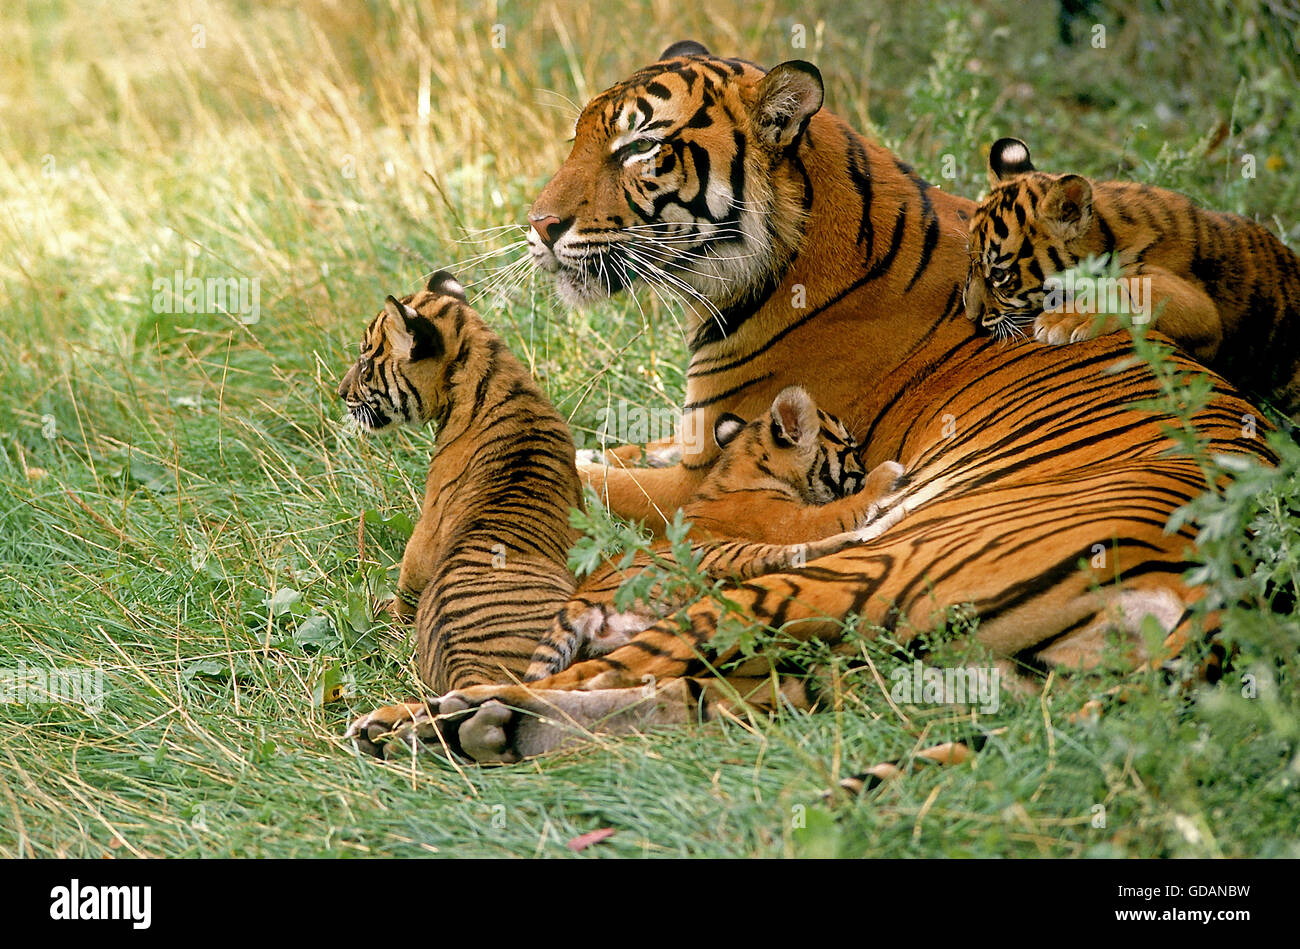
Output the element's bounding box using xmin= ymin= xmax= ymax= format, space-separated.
xmin=0 ymin=0 xmax=1297 ymax=857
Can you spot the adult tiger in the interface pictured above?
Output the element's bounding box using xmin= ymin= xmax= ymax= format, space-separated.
xmin=367 ymin=43 xmax=1277 ymax=763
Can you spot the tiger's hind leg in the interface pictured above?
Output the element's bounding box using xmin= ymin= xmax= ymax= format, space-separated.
xmin=352 ymin=668 xmax=817 ymax=763
xmin=350 ymin=679 xmax=703 ymax=763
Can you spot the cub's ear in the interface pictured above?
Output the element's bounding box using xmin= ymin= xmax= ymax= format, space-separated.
xmin=383 ymin=295 xmax=444 ymax=361
xmin=383 ymin=295 xmax=416 ymax=335
xmin=769 ymin=386 xmax=818 ymax=449
xmin=713 ymin=412 xmax=747 ymax=449
xmin=427 ymin=270 xmax=467 ymax=303
xmin=753 ymin=61 xmax=823 ymax=150
xmin=659 ymin=40 xmax=710 ymax=60
xmin=988 ymin=137 xmax=1035 ymax=184
xmin=1041 ymin=174 xmax=1093 ymax=237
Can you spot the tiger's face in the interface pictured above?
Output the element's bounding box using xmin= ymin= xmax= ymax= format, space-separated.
xmin=965 ymin=138 xmax=1095 ymax=339
xmin=711 ymin=386 xmax=865 ymax=504
xmin=337 ymin=271 xmax=471 ymax=432
xmin=527 ymin=41 xmax=823 ymax=313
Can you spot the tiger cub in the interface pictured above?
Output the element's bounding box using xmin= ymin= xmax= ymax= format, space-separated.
xmin=525 ymin=386 xmax=906 ymax=680
xmin=337 ymin=272 xmax=584 ymax=693
xmin=965 ymin=137 xmax=1300 ymax=419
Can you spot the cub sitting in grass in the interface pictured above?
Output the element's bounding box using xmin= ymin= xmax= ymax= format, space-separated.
xmin=965 ymin=137 xmax=1300 ymax=420
xmin=337 ymin=273 xmax=905 ymax=750
xmin=338 ymin=271 xmax=584 ymax=693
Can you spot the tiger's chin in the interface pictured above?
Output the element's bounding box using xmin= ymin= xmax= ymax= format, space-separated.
xmin=983 ymin=310 xmax=1039 ymax=342
xmin=549 ymin=263 xmax=631 ymax=307
xmin=345 ymin=403 xmax=396 ymax=434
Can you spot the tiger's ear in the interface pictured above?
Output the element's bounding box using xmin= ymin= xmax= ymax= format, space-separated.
xmin=383 ymin=295 xmax=444 ymax=361
xmin=426 ymin=270 xmax=467 ymax=303
xmin=383 ymin=295 xmax=416 ymax=336
xmin=713 ymin=413 xmax=747 ymax=449
xmin=769 ymin=386 xmax=818 ymax=449
xmin=659 ymin=40 xmax=710 ymax=60
xmin=988 ymin=137 xmax=1035 ymax=184
xmin=753 ymin=61 xmax=823 ymax=150
xmin=1041 ymin=174 xmax=1094 ymax=238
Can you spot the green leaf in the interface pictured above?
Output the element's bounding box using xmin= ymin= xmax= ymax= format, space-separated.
xmin=264 ymin=587 xmax=301 ymax=617
xmin=363 ymin=508 xmax=414 ymax=540
xmin=312 ymin=663 xmax=352 ymax=706
xmin=792 ymin=806 xmax=840 ymax=858
xmin=293 ymin=613 xmax=338 ymax=650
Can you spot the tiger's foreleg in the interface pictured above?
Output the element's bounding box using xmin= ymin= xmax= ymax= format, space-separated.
xmin=384 ymin=511 xmax=441 ymax=623
xmin=350 ymin=669 xmax=818 ymax=763
xmin=579 ymin=432 xmax=682 ymax=468
xmin=580 ymin=460 xmax=712 ymax=534
xmin=1032 ymin=265 xmax=1222 ymax=362
xmin=1135 ymin=267 xmax=1224 ymax=363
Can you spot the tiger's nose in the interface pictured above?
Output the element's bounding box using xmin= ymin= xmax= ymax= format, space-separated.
xmin=337 ymin=365 xmax=356 ymax=400
xmin=529 ymin=214 xmax=571 ymax=248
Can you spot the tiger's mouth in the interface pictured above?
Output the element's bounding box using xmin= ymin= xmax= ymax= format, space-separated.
xmin=534 ymin=245 xmax=633 ymax=305
xmin=345 ymin=400 xmax=392 ymax=432
xmin=529 ymin=220 xmax=755 ymax=307
xmin=981 ymin=307 xmax=1040 ymax=341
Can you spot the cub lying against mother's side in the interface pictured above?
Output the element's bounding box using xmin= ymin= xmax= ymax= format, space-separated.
xmin=336 ymin=273 xmax=906 ymax=751
xmin=965 ymin=137 xmax=1300 ymax=420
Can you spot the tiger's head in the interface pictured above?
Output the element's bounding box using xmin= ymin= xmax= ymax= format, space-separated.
xmin=337 ymin=271 xmax=472 ymax=432
xmin=965 ymin=137 xmax=1096 ymax=338
xmin=708 ymin=386 xmax=865 ymax=504
xmin=527 ymin=40 xmax=824 ymax=314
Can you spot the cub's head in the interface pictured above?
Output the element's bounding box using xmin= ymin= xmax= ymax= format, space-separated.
xmin=710 ymin=386 xmax=864 ymax=504
xmin=337 ymin=271 xmax=472 ymax=432
xmin=527 ymin=41 xmax=823 ymax=313
xmin=965 ymin=137 xmax=1095 ymax=338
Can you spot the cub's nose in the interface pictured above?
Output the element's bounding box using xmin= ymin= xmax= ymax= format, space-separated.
xmin=337 ymin=364 xmax=356 ymax=400
xmin=528 ymin=214 xmax=571 ymax=248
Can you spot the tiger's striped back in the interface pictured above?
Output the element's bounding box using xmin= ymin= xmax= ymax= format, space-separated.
xmin=339 ymin=272 xmax=583 ymax=692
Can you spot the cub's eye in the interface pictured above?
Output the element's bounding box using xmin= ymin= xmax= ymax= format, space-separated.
xmin=358 ymin=355 xmax=372 ymax=374
xmin=990 ymin=268 xmax=1013 ymax=288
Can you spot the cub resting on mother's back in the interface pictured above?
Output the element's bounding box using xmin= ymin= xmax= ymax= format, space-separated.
xmin=965 ymin=137 xmax=1300 ymax=420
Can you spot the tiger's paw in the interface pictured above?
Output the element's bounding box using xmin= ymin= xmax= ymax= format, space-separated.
xmin=863 ymin=460 xmax=904 ymax=498
xmin=1032 ymin=311 xmax=1120 ymax=345
xmin=344 ymin=688 xmax=555 ymax=764
xmin=345 ymin=700 xmax=433 ymax=757
xmin=375 ymin=598 xmax=415 ymax=625
xmin=348 ymin=685 xmax=681 ymax=764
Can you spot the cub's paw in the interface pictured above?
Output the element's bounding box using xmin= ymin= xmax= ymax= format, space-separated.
xmin=345 ymin=701 xmax=432 ymax=757
xmin=372 ymin=595 xmax=417 ymax=625
xmin=863 ymin=460 xmax=905 ymax=498
xmin=1032 ymin=311 xmax=1119 ymax=345
xmin=343 ymin=689 xmax=532 ymax=763
xmin=643 ymin=444 xmax=682 ymax=468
